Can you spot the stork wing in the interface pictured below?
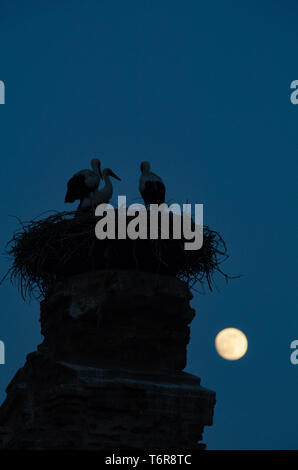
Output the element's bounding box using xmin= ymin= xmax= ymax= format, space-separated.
xmin=65 ymin=174 xmax=91 ymax=203
xmin=141 ymin=180 xmax=166 ymax=205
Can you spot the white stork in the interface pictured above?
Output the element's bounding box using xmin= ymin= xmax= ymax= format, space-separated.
xmin=78 ymin=168 xmax=121 ymax=210
xmin=65 ymin=158 xmax=102 ymax=205
xmin=139 ymin=161 xmax=166 ymax=206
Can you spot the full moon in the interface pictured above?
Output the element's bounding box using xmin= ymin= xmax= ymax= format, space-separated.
xmin=215 ymin=328 xmax=248 ymax=360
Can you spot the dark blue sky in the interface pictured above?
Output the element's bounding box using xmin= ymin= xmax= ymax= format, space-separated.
xmin=0 ymin=1 xmax=297 ymax=449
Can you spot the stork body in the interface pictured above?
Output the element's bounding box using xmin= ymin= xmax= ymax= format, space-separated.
xmin=139 ymin=161 xmax=166 ymax=206
xmin=78 ymin=168 xmax=121 ymax=210
xmin=65 ymin=158 xmax=102 ymax=204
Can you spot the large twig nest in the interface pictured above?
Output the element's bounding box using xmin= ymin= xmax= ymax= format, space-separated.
xmin=2 ymin=210 xmax=231 ymax=299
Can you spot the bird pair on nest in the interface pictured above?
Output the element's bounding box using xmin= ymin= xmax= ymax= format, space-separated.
xmin=64 ymin=159 xmax=166 ymax=211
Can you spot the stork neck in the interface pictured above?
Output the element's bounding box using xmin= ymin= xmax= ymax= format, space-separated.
xmin=103 ymin=174 xmax=112 ymax=187
xmin=91 ymin=162 xmax=100 ymax=175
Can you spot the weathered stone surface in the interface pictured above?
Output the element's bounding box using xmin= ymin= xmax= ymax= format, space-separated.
xmin=0 ymin=270 xmax=216 ymax=450
xmin=0 ymin=352 xmax=215 ymax=450
xmin=39 ymin=270 xmax=195 ymax=371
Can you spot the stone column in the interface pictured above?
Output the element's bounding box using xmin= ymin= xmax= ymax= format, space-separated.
xmin=0 ymin=270 xmax=215 ymax=450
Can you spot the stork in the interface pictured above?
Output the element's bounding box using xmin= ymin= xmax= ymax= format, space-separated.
xmin=65 ymin=158 xmax=102 ymax=205
xmin=139 ymin=161 xmax=166 ymax=206
xmin=78 ymin=168 xmax=121 ymax=210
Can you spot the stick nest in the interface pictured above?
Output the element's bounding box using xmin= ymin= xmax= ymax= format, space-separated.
xmin=2 ymin=210 xmax=231 ymax=300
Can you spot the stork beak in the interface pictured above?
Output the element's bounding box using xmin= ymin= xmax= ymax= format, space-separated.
xmin=110 ymin=171 xmax=121 ymax=181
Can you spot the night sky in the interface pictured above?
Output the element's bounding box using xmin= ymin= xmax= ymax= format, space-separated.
xmin=0 ymin=1 xmax=297 ymax=449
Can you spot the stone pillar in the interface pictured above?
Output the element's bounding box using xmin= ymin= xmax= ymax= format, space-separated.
xmin=0 ymin=270 xmax=215 ymax=450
